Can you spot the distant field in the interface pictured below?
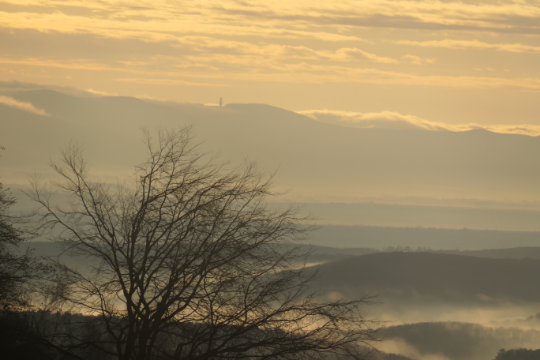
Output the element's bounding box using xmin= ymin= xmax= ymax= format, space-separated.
xmin=280 ymin=202 xmax=540 ymax=232
xmin=306 ymin=225 xmax=540 ymax=249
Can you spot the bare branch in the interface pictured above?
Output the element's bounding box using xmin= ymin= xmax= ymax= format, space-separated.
xmin=31 ymin=127 xmax=382 ymax=360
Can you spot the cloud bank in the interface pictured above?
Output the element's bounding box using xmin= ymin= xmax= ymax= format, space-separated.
xmin=0 ymin=95 xmax=48 ymax=116
xmin=398 ymin=39 xmax=540 ymax=53
xmin=298 ymin=109 xmax=540 ymax=137
xmin=3 ymin=0 xmax=540 ymax=37
xmin=2 ymin=0 xmax=540 ymax=94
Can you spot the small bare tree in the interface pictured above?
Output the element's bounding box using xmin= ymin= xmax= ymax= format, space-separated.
xmin=29 ymin=127 xmax=380 ymax=360
xmin=0 ymin=147 xmax=45 ymax=310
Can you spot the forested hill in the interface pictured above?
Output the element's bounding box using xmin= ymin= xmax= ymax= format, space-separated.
xmin=312 ymin=252 xmax=540 ymax=303
xmin=22 ymin=242 xmax=540 ymax=303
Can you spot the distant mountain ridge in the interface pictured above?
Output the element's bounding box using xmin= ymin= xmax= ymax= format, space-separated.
xmin=307 ymin=225 xmax=540 ymax=247
xmin=304 ymin=245 xmax=540 ymax=263
xmin=3 ymin=86 xmax=540 ymax=223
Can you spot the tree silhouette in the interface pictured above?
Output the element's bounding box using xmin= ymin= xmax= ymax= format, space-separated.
xmin=0 ymin=169 xmax=37 ymax=309
xmin=29 ymin=127 xmax=380 ymax=360
xmin=0 ymin=148 xmax=59 ymax=359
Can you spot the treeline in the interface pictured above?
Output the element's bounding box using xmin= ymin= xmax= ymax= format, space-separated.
xmin=0 ymin=310 xmax=116 ymax=360
xmin=494 ymin=348 xmax=540 ymax=360
xmin=302 ymin=244 xmax=540 ymax=265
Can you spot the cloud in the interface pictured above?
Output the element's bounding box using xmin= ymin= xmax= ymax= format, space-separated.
xmin=298 ymin=109 xmax=447 ymax=131
xmin=0 ymin=95 xmax=48 ymax=116
xmin=397 ymin=39 xmax=540 ymax=53
xmin=4 ymin=0 xmax=540 ymax=46
xmin=2 ymin=1 xmax=540 ymax=93
xmin=173 ymin=38 xmax=399 ymax=64
xmin=116 ymin=78 xmax=225 ymax=86
xmin=3 ymin=54 xmax=540 ymax=90
xmin=334 ymin=48 xmax=399 ymax=64
xmin=0 ymin=3 xmax=364 ymax=42
xmin=402 ymin=54 xmax=435 ymax=65
xmin=297 ymin=109 xmax=540 ymax=137
xmin=86 ymin=88 xmax=117 ymax=96
xmin=208 ymin=1 xmax=540 ymax=36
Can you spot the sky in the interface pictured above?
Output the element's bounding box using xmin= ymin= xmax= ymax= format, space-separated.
xmin=1 ymin=0 xmax=540 ymax=129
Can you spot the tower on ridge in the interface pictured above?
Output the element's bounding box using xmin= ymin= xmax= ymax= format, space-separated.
xmin=219 ymin=97 xmax=223 ymax=107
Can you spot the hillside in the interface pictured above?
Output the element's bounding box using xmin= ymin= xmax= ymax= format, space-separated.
xmin=312 ymin=252 xmax=540 ymax=303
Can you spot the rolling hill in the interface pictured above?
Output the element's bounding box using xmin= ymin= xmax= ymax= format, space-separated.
xmin=312 ymin=252 xmax=540 ymax=304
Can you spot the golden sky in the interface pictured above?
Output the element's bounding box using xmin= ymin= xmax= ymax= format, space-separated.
xmin=1 ymin=0 xmax=540 ymax=127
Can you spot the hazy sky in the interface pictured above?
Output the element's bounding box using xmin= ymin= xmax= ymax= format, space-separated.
xmin=1 ymin=0 xmax=540 ymax=127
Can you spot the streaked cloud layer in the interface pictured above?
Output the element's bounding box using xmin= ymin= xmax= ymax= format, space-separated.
xmin=0 ymin=0 xmax=539 ymax=125
xmin=0 ymin=95 xmax=48 ymax=116
xmin=299 ymin=109 xmax=540 ymax=137
xmin=397 ymin=39 xmax=540 ymax=53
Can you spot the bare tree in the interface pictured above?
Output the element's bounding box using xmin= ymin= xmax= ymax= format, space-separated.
xmin=29 ymin=127 xmax=380 ymax=360
xmin=0 ymin=148 xmax=62 ymax=360
xmin=0 ymin=181 xmax=34 ymax=309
